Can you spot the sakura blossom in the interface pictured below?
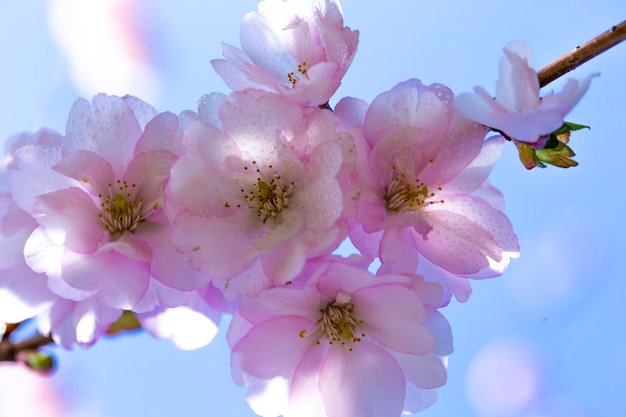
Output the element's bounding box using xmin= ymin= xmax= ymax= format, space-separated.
xmin=138 ymin=283 xmax=233 ymax=351
xmin=2 ymin=0 xmax=614 ymax=413
xmin=6 ymin=94 xmax=211 ymax=328
xmin=168 ymin=91 xmax=351 ymax=298
xmin=0 ymin=190 xmax=53 ymax=325
xmin=454 ymin=41 xmax=598 ymax=147
xmin=346 ymin=80 xmax=519 ymax=297
xmin=0 ymin=177 xmax=120 ymax=347
xmin=228 ymin=256 xmax=452 ymax=417
xmin=211 ymin=0 xmax=358 ymax=106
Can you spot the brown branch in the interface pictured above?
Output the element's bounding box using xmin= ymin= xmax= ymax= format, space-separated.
xmin=0 ymin=333 xmax=54 ymax=363
xmin=538 ymin=20 xmax=626 ymax=87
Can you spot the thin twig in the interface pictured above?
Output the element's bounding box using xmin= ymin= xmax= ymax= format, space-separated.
xmin=538 ymin=20 xmax=626 ymax=87
xmin=0 ymin=333 xmax=54 ymax=363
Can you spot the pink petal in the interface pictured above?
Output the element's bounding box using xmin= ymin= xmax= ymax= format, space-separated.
xmin=121 ymin=95 xmax=158 ymax=129
xmin=220 ymin=93 xmax=305 ymax=159
xmin=419 ymin=110 xmax=486 ymax=185
xmin=287 ymin=346 xmax=328 ymax=417
xmin=214 ymin=259 xmax=275 ymax=301
xmin=393 ymin=352 xmax=447 ymax=389
xmin=240 ymin=11 xmax=295 ymax=80
xmin=425 ymin=307 xmax=454 ymax=356
xmin=365 ymin=87 xmax=421 ymax=145
xmin=168 ymin=121 xmax=241 ymax=217
xmin=416 ymin=211 xmax=492 ymax=273
xmin=353 ymin=285 xmax=434 ymax=355
xmin=64 ymin=95 xmax=142 ymax=177
xmin=32 ymin=187 xmax=105 ymax=253
xmin=369 ymin=126 xmax=433 ymax=181
xmin=95 ymin=251 xmax=150 ymax=309
xmin=52 ymin=150 xmax=115 ymax=194
xmin=172 ymin=211 xmax=255 ymax=280
xmin=334 ymin=97 xmax=368 ymax=131
xmin=422 ymin=194 xmax=519 ymax=274
xmin=318 ymin=343 xmax=405 ymax=417
xmin=286 ymin=62 xmax=341 ymax=106
xmin=417 ymin=255 xmax=473 ymax=305
xmin=454 ymin=87 xmax=503 ymax=128
xmin=445 ymin=135 xmax=505 ymax=194
xmin=238 ymin=285 xmax=320 ymax=325
xmin=211 ymin=46 xmax=278 ymax=93
xmin=540 ymin=73 xmax=598 ymax=117
xmin=24 ymin=228 xmax=97 ymax=301
xmin=347 ymin=219 xmax=382 ymax=259
xmin=231 ymin=316 xmax=315 ymax=379
xmin=403 ymin=384 xmax=438 ymax=414
xmin=497 ymin=43 xmax=540 ymax=111
xmin=261 ymin=238 xmax=306 ymax=284
xmin=0 ymin=196 xmax=37 ymax=270
xmin=8 ymin=140 xmax=71 ymax=212
xmin=378 ymin=226 xmax=420 ymax=275
xmin=140 ymin=222 xmax=210 ymax=291
xmin=0 ymin=270 xmax=53 ymax=323
xmin=134 ymin=112 xmax=184 ymax=156
xmin=140 ymin=304 xmax=219 ymax=351
xmin=60 ymin=250 xmax=105 ymax=292
xmin=246 ymin=377 xmax=290 ymax=417
xmin=101 ymin=232 xmax=152 ymax=262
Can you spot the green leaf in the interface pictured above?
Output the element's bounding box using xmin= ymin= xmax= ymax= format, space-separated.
xmin=562 ymin=121 xmax=590 ymax=132
xmin=513 ymin=120 xmax=589 ymax=170
xmin=535 ymin=141 xmax=579 ymax=168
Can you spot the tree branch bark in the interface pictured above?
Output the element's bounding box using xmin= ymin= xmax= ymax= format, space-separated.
xmin=538 ymin=20 xmax=626 ymax=87
xmin=0 ymin=332 xmax=54 ymax=363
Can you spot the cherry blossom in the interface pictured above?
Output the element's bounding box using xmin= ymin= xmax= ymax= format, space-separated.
xmin=0 ymin=186 xmax=120 ymax=347
xmin=139 ymin=283 xmax=233 ymax=351
xmin=6 ymin=94 xmax=210 ymax=324
xmin=211 ymin=0 xmax=358 ymax=106
xmin=168 ymin=91 xmax=350 ymax=298
xmin=0 ymin=130 xmax=127 ymax=347
xmin=346 ymin=80 xmax=519 ymax=293
xmin=454 ymin=41 xmax=598 ymax=147
xmin=228 ymin=256 xmax=452 ymax=417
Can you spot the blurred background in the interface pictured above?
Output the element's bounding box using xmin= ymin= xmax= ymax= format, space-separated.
xmin=0 ymin=0 xmax=625 ymax=416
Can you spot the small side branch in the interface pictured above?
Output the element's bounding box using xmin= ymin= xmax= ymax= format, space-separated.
xmin=538 ymin=20 xmax=626 ymax=87
xmin=0 ymin=331 xmax=54 ymax=363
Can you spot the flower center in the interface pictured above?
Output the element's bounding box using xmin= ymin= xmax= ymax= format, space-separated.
xmin=384 ymin=165 xmax=443 ymax=212
xmin=287 ymin=61 xmax=310 ymax=87
xmin=240 ymin=162 xmax=294 ymax=224
xmin=98 ymin=179 xmax=152 ymax=234
xmin=300 ymin=292 xmax=365 ymax=352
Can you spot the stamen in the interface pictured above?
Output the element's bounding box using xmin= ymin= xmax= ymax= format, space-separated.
xmin=301 ymin=292 xmax=365 ymax=352
xmin=384 ymin=164 xmax=444 ymax=212
xmin=98 ymin=179 xmax=152 ymax=234
xmin=239 ymin=161 xmax=294 ymax=224
xmin=286 ymin=61 xmax=310 ymax=86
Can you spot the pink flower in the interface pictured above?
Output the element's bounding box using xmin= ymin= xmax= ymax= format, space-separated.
xmin=228 ymin=257 xmax=452 ymax=417
xmin=0 ymin=175 xmax=120 ymax=347
xmin=168 ymin=92 xmax=350 ymax=298
xmin=454 ymin=41 xmax=598 ymax=146
xmin=211 ymin=0 xmax=358 ymax=106
xmin=347 ymin=80 xmax=519 ymax=290
xmin=139 ymin=283 xmax=233 ymax=351
xmin=7 ymin=94 xmax=209 ymax=320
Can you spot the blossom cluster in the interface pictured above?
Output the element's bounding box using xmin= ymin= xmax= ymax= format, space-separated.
xmin=0 ymin=0 xmax=595 ymax=415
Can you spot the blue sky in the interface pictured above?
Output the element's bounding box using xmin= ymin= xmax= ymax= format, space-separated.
xmin=1 ymin=0 xmax=625 ymax=416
